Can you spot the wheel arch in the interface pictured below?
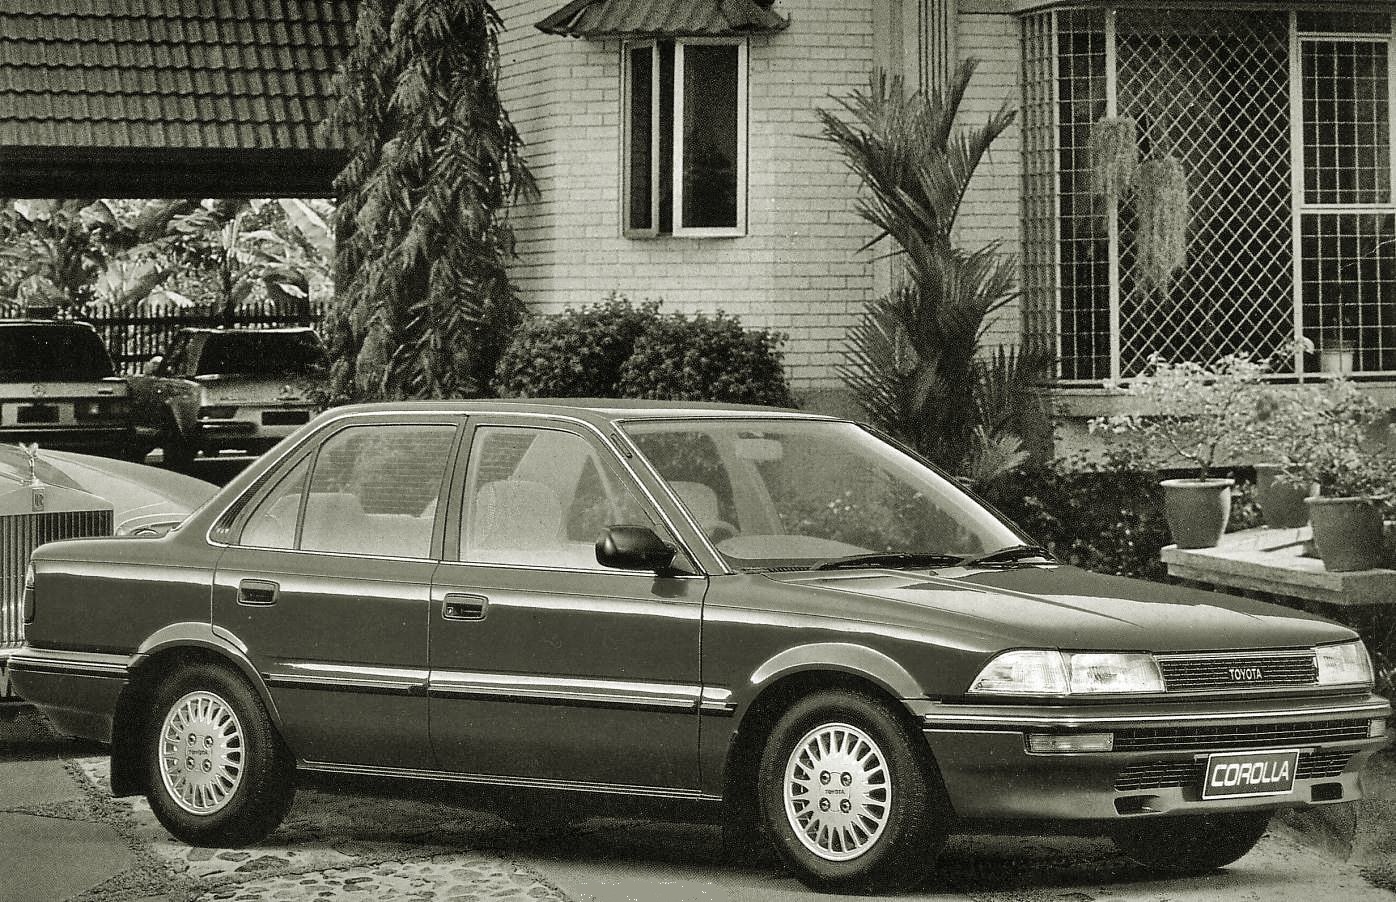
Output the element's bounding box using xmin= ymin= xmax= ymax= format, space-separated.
xmin=109 ymin=623 xmax=285 ymax=797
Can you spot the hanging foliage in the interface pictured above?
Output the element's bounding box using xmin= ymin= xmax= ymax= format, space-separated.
xmin=1134 ymin=154 xmax=1189 ymax=296
xmin=324 ymin=0 xmax=535 ymax=403
xmin=1088 ymin=117 xmax=1139 ymax=201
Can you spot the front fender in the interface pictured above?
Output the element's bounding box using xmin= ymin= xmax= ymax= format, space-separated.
xmin=737 ymin=641 xmax=925 ymax=714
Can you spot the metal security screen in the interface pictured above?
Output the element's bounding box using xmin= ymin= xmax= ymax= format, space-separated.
xmin=1021 ymin=7 xmax=1396 ymax=382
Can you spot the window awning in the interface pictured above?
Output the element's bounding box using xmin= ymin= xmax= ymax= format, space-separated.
xmin=537 ymin=0 xmax=788 ymax=38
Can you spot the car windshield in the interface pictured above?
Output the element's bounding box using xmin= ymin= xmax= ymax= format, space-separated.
xmin=196 ymin=331 xmax=329 ymax=377
xmin=0 ymin=325 xmax=115 ymax=380
xmin=623 ymin=418 xmax=1023 ymax=569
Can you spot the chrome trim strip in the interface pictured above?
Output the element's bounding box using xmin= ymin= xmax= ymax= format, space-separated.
xmin=699 ymin=686 xmax=737 ymax=715
xmin=7 ymin=652 xmax=129 ymax=678
xmin=264 ymin=662 xmax=429 ymax=695
xmin=264 ymin=674 xmax=420 ymax=694
xmin=1155 ymin=649 xmax=1315 ymax=662
xmin=299 ymin=759 xmax=722 ymax=802
xmin=923 ymin=701 xmax=1391 ymax=729
xmin=428 ymin=671 xmax=701 ymax=710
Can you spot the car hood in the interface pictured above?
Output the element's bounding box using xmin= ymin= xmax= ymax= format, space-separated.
xmin=761 ymin=564 xmax=1355 ymax=653
xmin=1 ymin=446 xmax=218 ymax=532
xmin=196 ymin=373 xmax=326 ymax=404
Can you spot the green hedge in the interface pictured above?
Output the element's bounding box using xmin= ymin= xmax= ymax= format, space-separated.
xmin=492 ymin=294 xmax=795 ymax=407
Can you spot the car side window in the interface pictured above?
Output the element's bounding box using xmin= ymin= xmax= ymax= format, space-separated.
xmin=249 ymin=424 xmax=456 ymax=558
xmin=239 ymin=455 xmax=312 ymax=549
xmin=460 ymin=426 xmax=660 ymax=570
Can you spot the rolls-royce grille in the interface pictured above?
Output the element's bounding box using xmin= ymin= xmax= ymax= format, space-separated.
xmin=1113 ymin=718 xmax=1371 ymax=752
xmin=1157 ymin=652 xmax=1318 ymax=692
xmin=1 ymin=509 xmax=113 ymax=648
xmin=1114 ymin=749 xmax=1356 ymax=791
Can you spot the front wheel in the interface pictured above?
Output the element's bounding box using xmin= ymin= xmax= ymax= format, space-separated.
xmin=757 ymin=689 xmax=948 ymax=893
xmin=144 ymin=664 xmax=294 ymax=847
xmin=1113 ymin=810 xmax=1271 ymax=875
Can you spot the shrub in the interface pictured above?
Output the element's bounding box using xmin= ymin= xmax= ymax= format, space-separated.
xmin=616 ymin=312 xmax=795 ymax=406
xmin=492 ymin=294 xmax=657 ymax=398
xmin=492 ymin=294 xmax=795 ymax=406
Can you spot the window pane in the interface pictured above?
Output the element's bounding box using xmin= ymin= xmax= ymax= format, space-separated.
xmin=681 ymin=44 xmax=739 ymax=229
xmin=627 ymin=45 xmax=654 ymax=231
xmin=462 ymin=427 xmax=656 ymax=570
xmin=300 ymin=424 xmax=456 ymax=557
xmin=1303 ymin=40 xmax=1391 ymax=205
xmin=240 ymin=455 xmax=311 ymax=549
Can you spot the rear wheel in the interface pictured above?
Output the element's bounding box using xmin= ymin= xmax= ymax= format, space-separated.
xmin=757 ymin=689 xmax=948 ymax=893
xmin=144 ymin=664 xmax=294 ymax=847
xmin=1113 ymin=810 xmax=1271 ymax=874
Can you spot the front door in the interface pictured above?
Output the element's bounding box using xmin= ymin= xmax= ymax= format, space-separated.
xmin=428 ymin=419 xmax=705 ymax=791
xmin=212 ymin=418 xmax=460 ymax=769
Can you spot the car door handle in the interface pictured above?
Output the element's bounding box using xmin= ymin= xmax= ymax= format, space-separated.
xmin=442 ymin=593 xmax=488 ymax=621
xmin=238 ymin=579 xmax=279 ymax=606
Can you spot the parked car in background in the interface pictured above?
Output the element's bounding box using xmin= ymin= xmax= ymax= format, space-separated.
xmin=0 ymin=442 xmax=217 ymax=705
xmin=10 ymin=401 xmax=1390 ymax=893
xmin=0 ymin=319 xmax=134 ymax=457
xmin=128 ymin=327 xmax=329 ymax=468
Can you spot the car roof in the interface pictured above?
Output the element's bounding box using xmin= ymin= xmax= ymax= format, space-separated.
xmin=325 ymin=398 xmax=840 ymax=427
xmin=178 ymin=326 xmax=318 ymax=335
xmin=0 ymin=319 xmax=98 ymax=329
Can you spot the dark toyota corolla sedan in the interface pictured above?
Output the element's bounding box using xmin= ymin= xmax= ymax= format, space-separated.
xmin=10 ymin=401 xmax=1390 ymax=893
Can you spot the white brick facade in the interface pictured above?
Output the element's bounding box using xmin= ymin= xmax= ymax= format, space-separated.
xmin=495 ymin=0 xmax=1024 ymax=395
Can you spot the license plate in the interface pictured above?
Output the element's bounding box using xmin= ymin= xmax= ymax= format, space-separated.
xmin=262 ymin=410 xmax=309 ymax=426
xmin=16 ymin=404 xmax=59 ymax=424
xmin=1201 ymin=749 xmax=1300 ymax=800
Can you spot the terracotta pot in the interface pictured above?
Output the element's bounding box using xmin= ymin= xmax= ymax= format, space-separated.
xmin=1160 ymin=478 xmax=1233 ymax=549
xmin=1254 ymin=464 xmax=1318 ymax=529
xmin=1305 ymin=496 xmax=1387 ymax=572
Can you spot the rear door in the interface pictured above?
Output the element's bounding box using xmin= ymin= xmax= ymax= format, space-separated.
xmin=212 ymin=415 xmax=460 ymax=769
xmin=427 ymin=416 xmax=706 ymax=790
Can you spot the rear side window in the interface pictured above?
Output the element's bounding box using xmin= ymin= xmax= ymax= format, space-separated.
xmin=240 ymin=424 xmax=457 ymax=558
xmin=196 ymin=331 xmax=329 ymax=377
xmin=0 ymin=325 xmax=114 ymax=380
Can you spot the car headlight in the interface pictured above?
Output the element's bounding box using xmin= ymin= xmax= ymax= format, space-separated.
xmin=969 ymin=650 xmax=1164 ymax=696
xmin=1316 ymin=640 xmax=1373 ymax=687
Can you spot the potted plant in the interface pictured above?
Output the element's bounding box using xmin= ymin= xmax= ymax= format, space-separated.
xmin=1248 ymin=387 xmax=1319 ymax=528
xmin=1276 ymin=380 xmax=1392 ymax=571
xmin=1095 ymin=355 xmax=1265 ymax=549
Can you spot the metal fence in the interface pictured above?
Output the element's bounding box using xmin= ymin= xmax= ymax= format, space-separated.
xmin=3 ymin=299 xmax=332 ymax=374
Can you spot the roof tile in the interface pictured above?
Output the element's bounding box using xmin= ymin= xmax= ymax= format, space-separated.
xmin=0 ymin=0 xmax=352 ymax=149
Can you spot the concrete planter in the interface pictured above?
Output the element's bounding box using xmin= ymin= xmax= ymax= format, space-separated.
xmin=1160 ymin=478 xmax=1233 ymax=549
xmin=1254 ymin=463 xmax=1318 ymax=529
xmin=1305 ymin=496 xmax=1387 ymax=572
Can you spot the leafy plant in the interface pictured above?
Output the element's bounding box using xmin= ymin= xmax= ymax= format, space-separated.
xmin=1134 ymin=154 xmax=1189 ymax=295
xmin=1261 ymin=379 xmax=1394 ymax=499
xmin=493 ymin=294 xmax=660 ymax=398
xmin=1089 ymin=117 xmax=1139 ymax=201
xmin=1093 ymin=354 xmax=1267 ymax=481
xmin=817 ymin=61 xmax=1050 ymax=482
xmin=325 ymin=0 xmax=535 ymax=403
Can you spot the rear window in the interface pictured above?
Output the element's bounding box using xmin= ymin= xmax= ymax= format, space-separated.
xmin=196 ymin=331 xmax=329 ymax=377
xmin=0 ymin=325 xmax=114 ymax=380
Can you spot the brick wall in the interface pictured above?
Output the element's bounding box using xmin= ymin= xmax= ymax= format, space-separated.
xmin=955 ymin=11 xmax=1023 ymax=352
xmin=495 ymin=0 xmax=880 ymax=391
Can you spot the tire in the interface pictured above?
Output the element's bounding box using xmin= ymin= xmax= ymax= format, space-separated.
xmin=144 ymin=664 xmax=294 ymax=847
xmin=757 ymin=689 xmax=948 ymax=893
xmin=1113 ymin=810 xmax=1271 ymax=875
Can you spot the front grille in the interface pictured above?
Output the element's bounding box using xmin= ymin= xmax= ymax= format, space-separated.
xmin=1114 ymin=749 xmax=1356 ymax=791
xmin=1113 ymin=718 xmax=1371 ymax=752
xmin=1 ymin=509 xmax=113 ymax=648
xmin=1157 ymin=651 xmax=1317 ymax=692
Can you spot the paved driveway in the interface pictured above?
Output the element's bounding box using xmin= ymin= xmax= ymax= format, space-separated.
xmin=2 ymin=709 xmax=1392 ymax=902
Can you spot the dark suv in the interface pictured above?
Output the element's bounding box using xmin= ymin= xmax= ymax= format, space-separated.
xmin=0 ymin=319 xmax=133 ymax=456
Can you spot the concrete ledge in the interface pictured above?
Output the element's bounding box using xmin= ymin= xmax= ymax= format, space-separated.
xmin=1162 ymin=527 xmax=1396 ymax=606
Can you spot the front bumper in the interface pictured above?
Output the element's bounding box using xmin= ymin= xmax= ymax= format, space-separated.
xmin=916 ymin=694 xmax=1390 ymax=824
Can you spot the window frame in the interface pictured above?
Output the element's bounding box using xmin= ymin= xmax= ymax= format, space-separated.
xmin=621 ymin=36 xmax=749 ymax=239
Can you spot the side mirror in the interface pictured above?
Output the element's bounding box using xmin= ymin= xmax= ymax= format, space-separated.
xmin=143 ymin=355 xmax=164 ymax=375
xmin=596 ymin=525 xmax=676 ymax=572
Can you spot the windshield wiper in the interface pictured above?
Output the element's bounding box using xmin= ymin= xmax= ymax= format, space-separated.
xmin=813 ymin=552 xmax=964 ymax=572
xmin=959 ymin=544 xmax=1055 ymax=568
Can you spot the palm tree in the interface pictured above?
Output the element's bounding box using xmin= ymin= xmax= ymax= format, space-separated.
xmin=818 ymin=61 xmax=1050 ymax=479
